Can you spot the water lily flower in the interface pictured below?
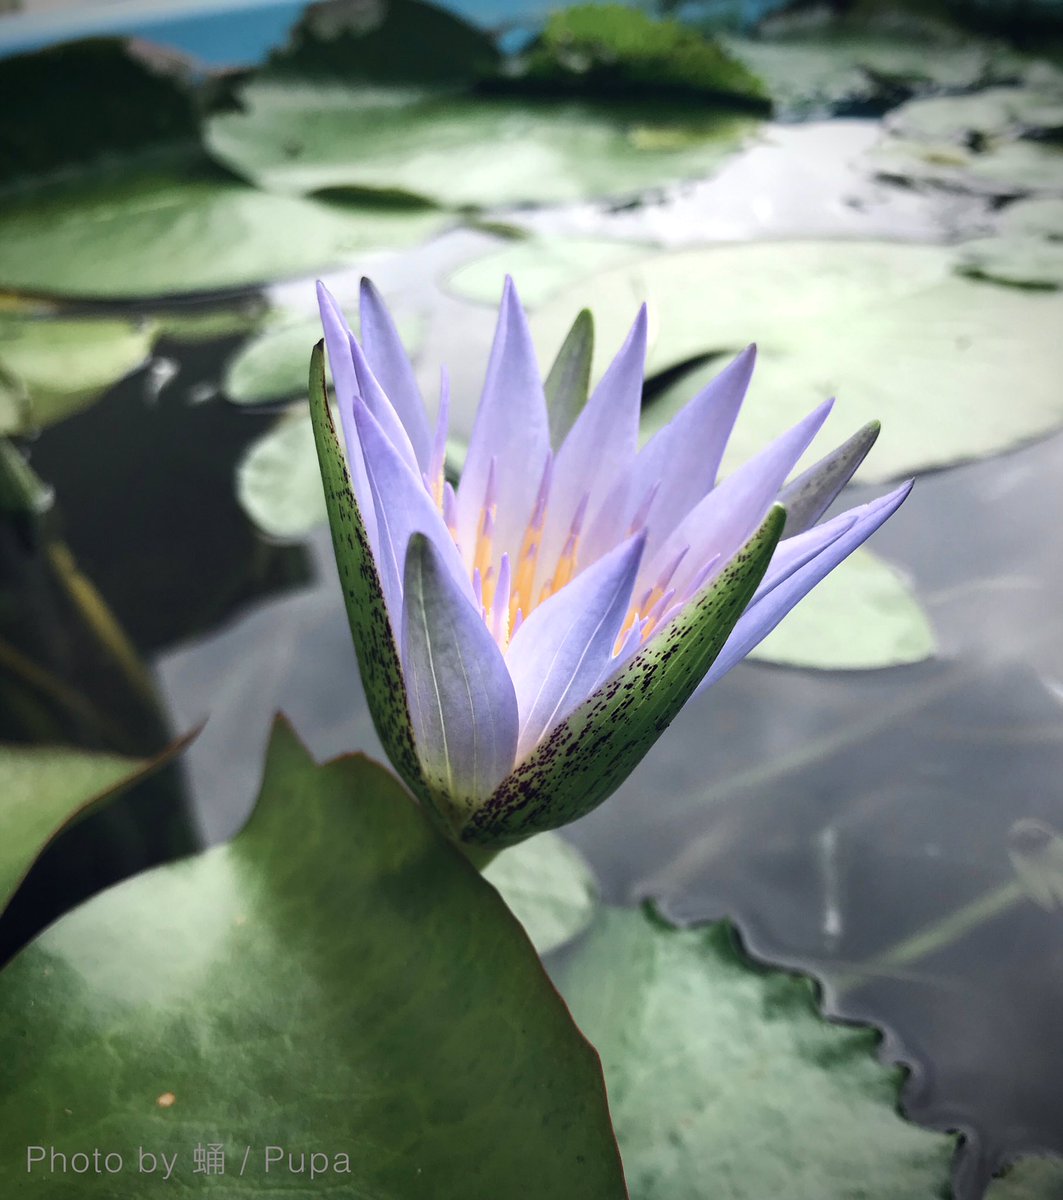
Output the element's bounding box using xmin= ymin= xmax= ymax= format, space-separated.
xmin=309 ymin=277 xmax=910 ymax=850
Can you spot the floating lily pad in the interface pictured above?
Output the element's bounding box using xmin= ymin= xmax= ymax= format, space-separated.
xmin=0 ymin=721 xmax=626 ymax=1199
xmin=988 ymin=1156 xmax=1063 ymax=1198
xmin=999 ymin=196 xmax=1063 ymax=238
xmin=723 ymin=31 xmax=1028 ymax=119
xmin=748 ymin=548 xmax=935 ymax=670
xmin=225 ymin=308 xmax=424 ymax=405
xmin=236 ymin=407 xmax=327 ymax=539
xmin=0 ymin=738 xmax=188 ymax=917
xmin=445 ymin=238 xmax=653 ymax=307
xmin=0 ymin=314 xmax=157 ymax=434
xmin=0 ymin=167 xmax=446 ymax=301
xmin=532 ymin=240 xmax=1063 ymax=483
xmin=870 ymin=85 xmax=1063 ymax=196
xmin=557 ymin=906 xmax=956 ymax=1200
xmin=483 ymin=832 xmax=599 ymax=955
xmin=956 ymin=234 xmax=1063 ymax=288
xmin=206 ymin=83 xmax=759 ymax=208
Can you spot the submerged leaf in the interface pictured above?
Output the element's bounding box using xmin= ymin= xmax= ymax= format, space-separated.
xmin=0 ymin=720 xmax=627 ymax=1198
xmin=556 ymin=906 xmax=956 ymax=1200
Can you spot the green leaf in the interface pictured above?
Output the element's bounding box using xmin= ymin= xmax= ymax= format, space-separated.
xmin=0 ymin=167 xmax=445 ymax=301
xmin=544 ymin=309 xmax=595 ymax=450
xmin=0 ymin=314 xmax=157 ymax=434
xmin=0 ymin=720 xmax=627 ymax=1198
xmin=721 ymin=28 xmax=1030 ymax=119
xmin=870 ymin=85 xmax=1063 ymax=197
xmin=748 ymin=548 xmax=936 ymax=670
xmin=556 ymin=906 xmax=956 ymax=1200
xmin=445 ymin=237 xmax=651 ymax=308
xmin=483 ymin=832 xmax=599 ymax=955
xmin=987 ymin=1156 xmax=1063 ymax=1198
xmin=0 ymin=736 xmax=190 ymax=917
xmin=225 ymin=308 xmax=425 ymax=406
xmin=306 ymin=341 xmax=430 ymax=812
xmin=531 ymin=240 xmax=1063 ymax=484
xmin=956 ymin=235 xmax=1063 ymax=289
xmin=206 ymin=84 xmax=759 ymax=209
xmin=236 ymin=407 xmax=326 ymax=539
xmin=464 ymin=506 xmax=784 ymax=847
xmin=511 ymin=5 xmax=769 ymax=107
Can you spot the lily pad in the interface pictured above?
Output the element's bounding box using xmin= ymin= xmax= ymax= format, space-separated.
xmin=483 ymin=832 xmax=599 ymax=955
xmin=236 ymin=406 xmax=327 ymax=539
xmin=870 ymin=85 xmax=1063 ymax=196
xmin=999 ymin=196 xmax=1063 ymax=238
xmin=748 ymin=548 xmax=936 ymax=670
xmin=0 ymin=737 xmax=189 ymax=917
xmin=0 ymin=167 xmax=446 ymax=301
xmin=206 ymin=83 xmax=759 ymax=208
xmin=0 ymin=721 xmax=627 ymax=1199
xmin=557 ymin=906 xmax=956 ymax=1200
xmin=723 ymin=30 xmax=1028 ymax=119
xmin=531 ymin=240 xmax=1063 ymax=483
xmin=0 ymin=314 xmax=157 ymax=434
xmin=445 ymin=238 xmax=653 ymax=307
xmin=225 ymin=308 xmax=425 ymax=405
xmin=956 ymin=234 xmax=1063 ymax=288
xmin=988 ymin=1157 xmax=1063 ymax=1198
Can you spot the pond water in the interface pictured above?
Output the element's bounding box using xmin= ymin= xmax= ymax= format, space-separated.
xmin=4 ymin=4 xmax=1063 ymax=1193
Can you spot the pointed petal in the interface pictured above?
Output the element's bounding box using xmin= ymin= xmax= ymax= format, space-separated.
xmin=456 ymin=277 xmax=550 ymax=565
xmin=585 ymin=345 xmax=755 ymax=565
xmin=647 ymin=397 xmax=833 ymax=601
xmin=464 ymin=507 xmax=785 ymax=847
xmin=359 ymin=277 xmax=432 ymax=470
xmin=349 ymin=330 xmax=420 ymax=476
xmin=699 ymin=482 xmax=913 ymax=690
xmin=777 ymin=420 xmax=881 ymax=538
xmin=540 ymin=307 xmax=647 ymax=580
xmin=354 ymin=399 xmax=474 ymax=630
xmin=317 ymin=281 xmax=376 ymax=545
xmin=544 ymin=308 xmax=594 ymax=451
xmin=402 ymin=533 xmax=518 ymax=819
xmin=307 ymin=341 xmax=428 ymax=809
xmin=506 ymin=533 xmax=645 ymax=760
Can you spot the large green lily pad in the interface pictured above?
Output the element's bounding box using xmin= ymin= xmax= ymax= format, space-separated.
xmin=557 ymin=906 xmax=956 ymax=1200
xmin=0 ymin=721 xmax=626 ymax=1198
xmin=748 ymin=548 xmax=935 ymax=670
xmin=0 ymin=737 xmax=189 ymax=917
xmin=206 ymin=83 xmax=759 ymax=209
xmin=956 ymin=196 xmax=1063 ymax=288
xmin=531 ymin=240 xmax=1063 ymax=483
xmin=483 ymin=832 xmax=599 ymax=955
xmin=0 ymin=167 xmax=445 ymax=301
xmin=0 ymin=314 xmax=157 ymax=434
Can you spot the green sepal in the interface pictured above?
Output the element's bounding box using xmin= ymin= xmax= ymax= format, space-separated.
xmin=463 ymin=505 xmax=786 ymax=846
xmin=544 ymin=308 xmax=594 ymax=449
xmin=306 ymin=342 xmax=432 ymax=813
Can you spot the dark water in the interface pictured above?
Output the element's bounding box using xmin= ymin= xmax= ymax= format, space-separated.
xmin=10 ymin=123 xmax=1063 ymax=1197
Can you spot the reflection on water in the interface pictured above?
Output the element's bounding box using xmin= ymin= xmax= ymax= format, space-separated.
xmin=17 ymin=117 xmax=1063 ymax=1196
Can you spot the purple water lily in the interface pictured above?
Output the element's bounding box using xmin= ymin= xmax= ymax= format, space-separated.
xmin=310 ymin=276 xmax=909 ymax=849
